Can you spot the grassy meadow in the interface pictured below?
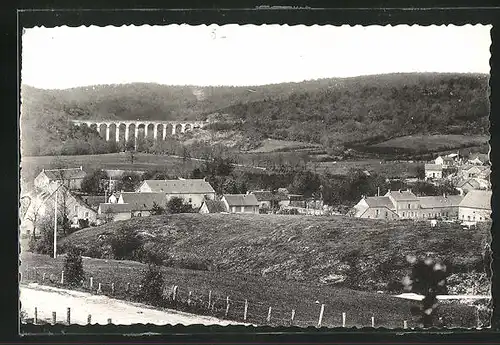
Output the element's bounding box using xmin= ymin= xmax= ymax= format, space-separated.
xmin=20 ymin=252 xmax=476 ymax=328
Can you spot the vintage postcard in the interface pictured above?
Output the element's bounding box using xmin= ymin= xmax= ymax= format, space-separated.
xmin=19 ymin=23 xmax=492 ymax=331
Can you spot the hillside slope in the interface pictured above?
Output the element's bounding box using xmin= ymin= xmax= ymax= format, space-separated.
xmin=61 ymin=213 xmax=491 ymax=293
xmin=20 ymin=73 xmax=489 ymax=157
xmin=217 ymin=73 xmax=490 ymax=146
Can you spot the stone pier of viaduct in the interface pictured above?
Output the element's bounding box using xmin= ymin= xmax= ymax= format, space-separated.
xmin=71 ymin=119 xmax=208 ymax=143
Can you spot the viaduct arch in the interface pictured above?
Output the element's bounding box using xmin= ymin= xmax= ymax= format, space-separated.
xmin=70 ymin=119 xmax=207 ymax=147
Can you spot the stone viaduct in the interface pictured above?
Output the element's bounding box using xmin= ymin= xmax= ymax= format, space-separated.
xmin=70 ymin=119 xmax=208 ymax=143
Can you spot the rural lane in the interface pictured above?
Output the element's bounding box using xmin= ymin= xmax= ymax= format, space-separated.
xmin=20 ymin=283 xmax=251 ymax=326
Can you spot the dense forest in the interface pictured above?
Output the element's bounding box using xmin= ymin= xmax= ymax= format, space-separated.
xmin=20 ymin=73 xmax=489 ymax=157
xmin=217 ymin=73 xmax=490 ymax=150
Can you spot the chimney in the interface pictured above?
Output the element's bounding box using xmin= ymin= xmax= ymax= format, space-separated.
xmin=398 ymin=189 xmax=401 ymax=193
xmin=80 ymin=166 xmax=83 ymax=170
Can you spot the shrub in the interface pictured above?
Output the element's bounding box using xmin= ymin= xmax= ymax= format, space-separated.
xmin=137 ymin=264 xmax=165 ymax=306
xmin=63 ymin=246 xmax=85 ymax=287
xmin=109 ymin=226 xmax=143 ymax=260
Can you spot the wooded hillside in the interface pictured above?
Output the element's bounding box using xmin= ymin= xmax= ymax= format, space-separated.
xmin=20 ymin=73 xmax=489 ymax=156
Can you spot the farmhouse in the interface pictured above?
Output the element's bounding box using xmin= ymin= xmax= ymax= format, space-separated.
xmin=118 ymin=192 xmax=166 ymax=217
xmin=385 ymin=190 xmax=420 ymax=219
xmin=350 ymin=196 xmax=399 ymax=219
xmin=221 ymin=194 xmax=259 ymax=214
xmin=21 ymin=186 xmax=97 ymax=236
xmin=135 ymin=179 xmax=215 ymax=208
xmin=458 ymin=190 xmax=491 ymax=222
xmin=98 ymin=203 xmax=133 ymax=222
xmin=424 ymin=164 xmax=443 ymax=180
xmin=434 ymin=156 xmax=455 ymax=167
xmin=455 ymin=178 xmax=482 ymax=195
xmin=34 ymin=167 xmax=87 ymax=191
xmin=459 ymin=165 xmax=490 ymax=179
xmin=250 ymin=190 xmax=290 ymax=211
xmin=199 ymin=199 xmax=228 ymax=214
xmin=467 ymin=153 xmax=489 ymax=165
xmin=416 ymin=195 xmax=463 ymax=219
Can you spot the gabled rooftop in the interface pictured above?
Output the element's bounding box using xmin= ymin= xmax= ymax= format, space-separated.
xmin=42 ymin=167 xmax=87 ymax=180
xmin=459 ymin=190 xmax=492 ymax=210
xmin=140 ymin=179 xmax=215 ymax=194
xmin=223 ymin=194 xmax=259 ymax=206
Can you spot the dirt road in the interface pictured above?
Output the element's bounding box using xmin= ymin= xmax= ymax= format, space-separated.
xmin=20 ymin=283 xmax=251 ymax=326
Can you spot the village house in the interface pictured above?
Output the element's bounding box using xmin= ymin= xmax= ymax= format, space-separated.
xmin=34 ymin=167 xmax=87 ymax=191
xmin=416 ymin=194 xmax=463 ymax=219
xmin=467 ymin=153 xmax=489 ymax=166
xmin=118 ymin=192 xmax=167 ymax=217
xmin=21 ymin=185 xmax=97 ymax=237
xmin=424 ymin=164 xmax=443 ymax=180
xmin=221 ymin=194 xmax=260 ymax=214
xmin=434 ymin=155 xmax=455 ymax=167
xmin=199 ymin=199 xmax=228 ymax=214
xmin=350 ymin=191 xmax=463 ymax=221
xmin=79 ymin=195 xmax=107 ymax=211
xmin=350 ymin=196 xmax=399 ymax=219
xmin=385 ymin=189 xmax=420 ymax=219
xmin=98 ymin=203 xmax=133 ymax=222
xmin=455 ymin=178 xmax=483 ymax=195
xmin=459 ymin=165 xmax=490 ymax=180
xmin=458 ymin=190 xmax=491 ymax=222
xmin=135 ymin=179 xmax=216 ymax=208
xmin=250 ymin=190 xmax=290 ymax=212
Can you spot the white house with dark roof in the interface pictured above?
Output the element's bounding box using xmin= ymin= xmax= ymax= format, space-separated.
xmin=135 ymin=179 xmax=216 ymax=208
xmin=458 ymin=190 xmax=491 ymax=222
xmin=350 ymin=196 xmax=399 ymax=219
xmin=34 ymin=167 xmax=87 ymax=191
xmin=434 ymin=156 xmax=455 ymax=167
xmin=118 ymin=192 xmax=167 ymax=217
xmin=221 ymin=194 xmax=259 ymax=214
xmin=98 ymin=203 xmax=133 ymax=222
xmin=385 ymin=189 xmax=420 ymax=219
xmin=425 ymin=164 xmax=443 ymax=180
xmin=199 ymin=199 xmax=228 ymax=214
xmin=416 ymin=195 xmax=463 ymax=219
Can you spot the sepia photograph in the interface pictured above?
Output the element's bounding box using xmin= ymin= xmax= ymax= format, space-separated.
xmin=19 ymin=23 xmax=492 ymax=331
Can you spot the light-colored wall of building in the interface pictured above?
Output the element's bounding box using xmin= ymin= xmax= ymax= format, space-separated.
xmin=112 ymin=212 xmax=132 ymax=221
xmin=392 ymin=200 xmax=421 ymax=218
xmin=166 ymin=193 xmax=215 ymax=208
xmin=132 ymin=210 xmax=151 ymax=217
xmin=416 ymin=206 xmax=459 ymax=219
xmin=458 ymin=207 xmax=491 ymax=222
xmin=199 ymin=203 xmax=209 ymax=214
xmin=425 ymin=170 xmax=443 ymax=179
xmin=358 ymin=207 xmax=399 ymax=220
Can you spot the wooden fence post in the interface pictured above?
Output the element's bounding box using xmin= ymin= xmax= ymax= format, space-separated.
xmin=267 ymin=307 xmax=272 ymax=324
xmin=66 ymin=308 xmax=71 ymax=325
xmin=208 ymin=290 xmax=212 ymax=309
xmin=244 ymin=299 xmax=248 ymax=321
xmin=97 ymin=283 xmax=102 ymax=294
xmin=291 ymin=309 xmax=295 ymax=326
xmin=188 ymin=291 xmax=192 ymax=306
xmin=371 ymin=316 xmax=375 ymax=328
xmin=87 ymin=314 xmax=92 ymax=325
xmin=225 ymin=296 xmax=230 ymax=318
xmin=172 ymin=286 xmax=178 ymax=301
xmin=60 ymin=271 xmax=65 ymax=284
xmin=342 ymin=312 xmax=346 ymax=327
xmin=111 ymin=283 xmax=115 ymax=295
xmin=317 ymin=304 xmax=325 ymax=328
xmin=34 ymin=307 xmax=38 ymax=325
xmin=89 ymin=277 xmax=93 ymax=290
xmin=403 ymin=320 xmax=408 ymax=329
xmin=107 ymin=318 xmax=112 ymax=324
xmin=126 ymin=282 xmax=130 ymax=293
xmin=51 ymin=312 xmax=56 ymax=325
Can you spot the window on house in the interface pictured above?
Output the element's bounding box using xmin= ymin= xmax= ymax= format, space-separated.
xmin=137 ymin=213 xmax=142 ymax=217
xmin=84 ymin=211 xmax=89 ymax=218
xmin=402 ymin=212 xmax=405 ymax=217
xmin=188 ymin=198 xmax=192 ymax=203
xmin=408 ymin=204 xmax=411 ymax=209
xmin=74 ymin=205 xmax=78 ymax=213
xmin=375 ymin=209 xmax=379 ymax=217
xmin=468 ymin=215 xmax=471 ymax=220
xmin=385 ymin=211 xmax=388 ymax=219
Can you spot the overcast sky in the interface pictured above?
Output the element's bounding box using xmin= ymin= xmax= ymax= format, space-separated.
xmin=22 ymin=24 xmax=491 ymax=89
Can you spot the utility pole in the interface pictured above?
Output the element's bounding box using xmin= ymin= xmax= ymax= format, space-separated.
xmin=53 ymin=189 xmax=58 ymax=259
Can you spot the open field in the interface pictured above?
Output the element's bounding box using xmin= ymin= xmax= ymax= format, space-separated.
xmin=20 ymin=153 xmax=265 ymax=190
xmin=369 ymin=135 xmax=489 ymax=152
xmin=307 ymin=159 xmax=422 ymax=178
xmin=20 ymin=252 xmax=476 ymax=328
xmin=248 ymin=139 xmax=322 ymax=153
xmin=59 ymin=213 xmax=491 ymax=294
